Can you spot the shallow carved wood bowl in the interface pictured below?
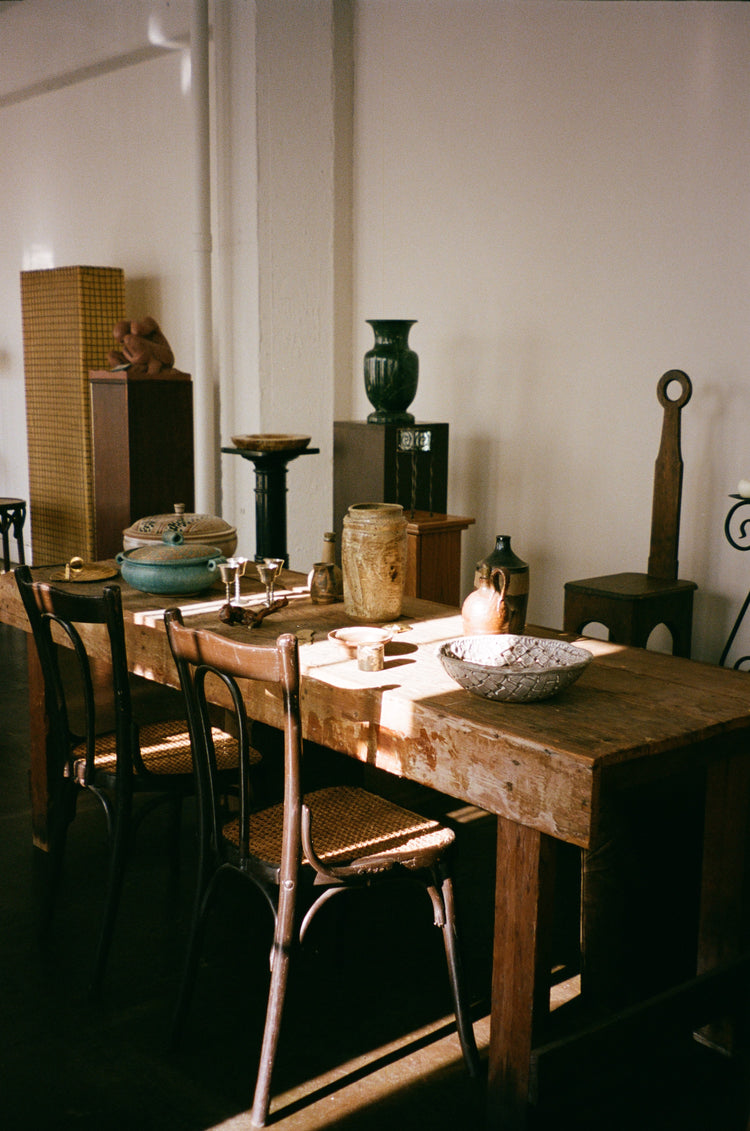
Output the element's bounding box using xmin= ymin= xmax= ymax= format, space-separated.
xmin=438 ymin=634 xmax=592 ymax=703
xmin=231 ymin=433 xmax=311 ymax=453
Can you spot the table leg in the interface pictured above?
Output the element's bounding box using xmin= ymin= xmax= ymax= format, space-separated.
xmin=696 ymin=747 xmax=750 ymax=1051
xmin=486 ymin=817 xmax=557 ymax=1129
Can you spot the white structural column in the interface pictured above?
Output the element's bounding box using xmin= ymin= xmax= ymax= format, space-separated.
xmin=247 ymin=0 xmax=352 ymax=570
xmin=191 ymin=0 xmax=216 ymax=514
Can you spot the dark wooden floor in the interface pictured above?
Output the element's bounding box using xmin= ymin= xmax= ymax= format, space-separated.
xmin=1 ymin=618 xmax=748 ymax=1130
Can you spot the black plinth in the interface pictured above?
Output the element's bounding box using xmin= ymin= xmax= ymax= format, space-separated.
xmin=333 ymin=421 xmax=448 ymax=544
xmin=222 ymin=446 xmax=319 ymax=565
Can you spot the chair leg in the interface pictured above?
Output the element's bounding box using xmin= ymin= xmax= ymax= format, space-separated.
xmin=166 ymin=793 xmax=184 ymax=883
xmin=38 ymin=780 xmax=77 ymax=943
xmin=436 ymin=868 xmax=481 ymax=1079
xmin=250 ymin=885 xmax=296 ymax=1128
xmin=169 ymin=858 xmax=222 ymax=1047
xmin=89 ymin=785 xmax=133 ymax=997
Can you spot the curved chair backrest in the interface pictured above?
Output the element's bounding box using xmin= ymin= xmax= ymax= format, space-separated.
xmin=14 ymin=565 xmax=134 ymax=783
xmin=164 ymin=607 xmax=301 ymax=882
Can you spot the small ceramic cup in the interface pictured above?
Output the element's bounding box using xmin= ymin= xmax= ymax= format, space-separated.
xmin=357 ymin=641 xmax=385 ymax=671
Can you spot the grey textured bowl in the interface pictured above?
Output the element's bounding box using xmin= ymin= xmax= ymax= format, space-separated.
xmin=438 ymin=634 xmax=592 ymax=703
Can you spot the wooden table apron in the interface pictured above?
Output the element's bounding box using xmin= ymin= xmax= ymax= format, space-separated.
xmin=2 ymin=567 xmax=749 ymax=1129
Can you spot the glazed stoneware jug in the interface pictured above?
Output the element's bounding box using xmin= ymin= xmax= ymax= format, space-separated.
xmin=461 ymin=564 xmax=512 ymax=635
xmin=309 ymin=561 xmax=339 ymax=604
xmin=475 ymin=534 xmax=529 ymax=634
xmin=307 ymin=532 xmax=343 ymax=603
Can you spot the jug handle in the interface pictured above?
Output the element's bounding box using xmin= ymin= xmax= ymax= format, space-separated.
xmin=491 ymin=566 xmax=509 ymax=599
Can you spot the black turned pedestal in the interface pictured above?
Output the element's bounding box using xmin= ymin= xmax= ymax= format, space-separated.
xmin=222 ymin=446 xmax=319 ymax=565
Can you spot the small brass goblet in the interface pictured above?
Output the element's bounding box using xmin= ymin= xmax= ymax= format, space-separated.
xmin=218 ymin=560 xmax=241 ymax=608
xmin=256 ymin=557 xmax=285 ymax=606
xmin=225 ymin=556 xmax=246 ymax=604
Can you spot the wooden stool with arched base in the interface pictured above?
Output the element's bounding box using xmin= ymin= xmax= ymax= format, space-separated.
xmin=0 ymin=498 xmax=26 ymax=572
xmin=563 ymin=371 xmax=697 ymax=657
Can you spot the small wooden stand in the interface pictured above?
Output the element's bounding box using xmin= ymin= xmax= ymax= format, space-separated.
xmin=403 ymin=511 xmax=475 ymax=606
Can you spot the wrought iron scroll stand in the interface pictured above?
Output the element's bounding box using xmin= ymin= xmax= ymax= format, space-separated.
xmin=719 ymin=494 xmax=750 ymax=668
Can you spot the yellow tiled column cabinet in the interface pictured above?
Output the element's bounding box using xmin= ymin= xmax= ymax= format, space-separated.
xmin=21 ymin=266 xmax=124 ymax=565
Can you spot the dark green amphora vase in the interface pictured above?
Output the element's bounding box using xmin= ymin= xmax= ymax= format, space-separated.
xmin=364 ymin=319 xmax=418 ymax=424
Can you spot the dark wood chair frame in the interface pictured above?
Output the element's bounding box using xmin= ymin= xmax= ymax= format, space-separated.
xmin=14 ymin=566 xmax=211 ymax=996
xmin=164 ymin=607 xmax=480 ymax=1128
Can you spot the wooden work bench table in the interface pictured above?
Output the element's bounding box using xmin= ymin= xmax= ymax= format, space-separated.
xmin=2 ymin=565 xmax=749 ymax=1128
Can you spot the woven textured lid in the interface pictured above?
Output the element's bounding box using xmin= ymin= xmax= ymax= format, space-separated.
xmin=123 ymin=503 xmax=236 ymax=544
xmin=124 ymin=533 xmax=223 ymax=564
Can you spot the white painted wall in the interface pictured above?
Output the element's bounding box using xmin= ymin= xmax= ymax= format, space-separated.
xmin=352 ymin=0 xmax=750 ymax=663
xmin=0 ymin=0 xmax=199 ymax=539
xmin=0 ymin=0 xmax=338 ymax=575
xmin=1 ymin=0 xmax=749 ymax=667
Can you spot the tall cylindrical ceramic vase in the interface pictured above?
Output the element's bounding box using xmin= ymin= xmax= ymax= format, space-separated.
xmin=342 ymin=503 xmax=407 ymax=622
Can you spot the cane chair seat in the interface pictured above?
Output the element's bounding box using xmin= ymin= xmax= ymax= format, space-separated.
xmin=68 ymin=719 xmax=243 ymax=787
xmin=223 ymin=784 xmax=455 ymax=874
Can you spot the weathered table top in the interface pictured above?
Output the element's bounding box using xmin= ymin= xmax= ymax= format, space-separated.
xmin=3 ymin=564 xmax=750 ymax=850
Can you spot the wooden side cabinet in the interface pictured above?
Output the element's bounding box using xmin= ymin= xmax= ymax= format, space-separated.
xmin=89 ymin=369 xmax=194 ymax=559
xmin=404 ymin=511 xmax=475 ymax=607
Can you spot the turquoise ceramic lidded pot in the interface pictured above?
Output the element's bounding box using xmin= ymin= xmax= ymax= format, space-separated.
xmin=363 ymin=319 xmax=419 ymax=425
xmin=116 ymin=530 xmax=225 ymax=595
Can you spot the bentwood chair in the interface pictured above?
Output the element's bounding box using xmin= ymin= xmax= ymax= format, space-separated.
xmin=14 ymin=566 xmax=239 ymax=996
xmin=164 ymin=608 xmax=480 ymax=1128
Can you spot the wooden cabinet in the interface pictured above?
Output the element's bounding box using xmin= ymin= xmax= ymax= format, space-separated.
xmin=89 ymin=370 xmax=194 ymax=559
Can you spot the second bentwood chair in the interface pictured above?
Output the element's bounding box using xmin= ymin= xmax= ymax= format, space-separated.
xmin=14 ymin=566 xmax=239 ymax=996
xmin=164 ymin=608 xmax=480 ymax=1128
